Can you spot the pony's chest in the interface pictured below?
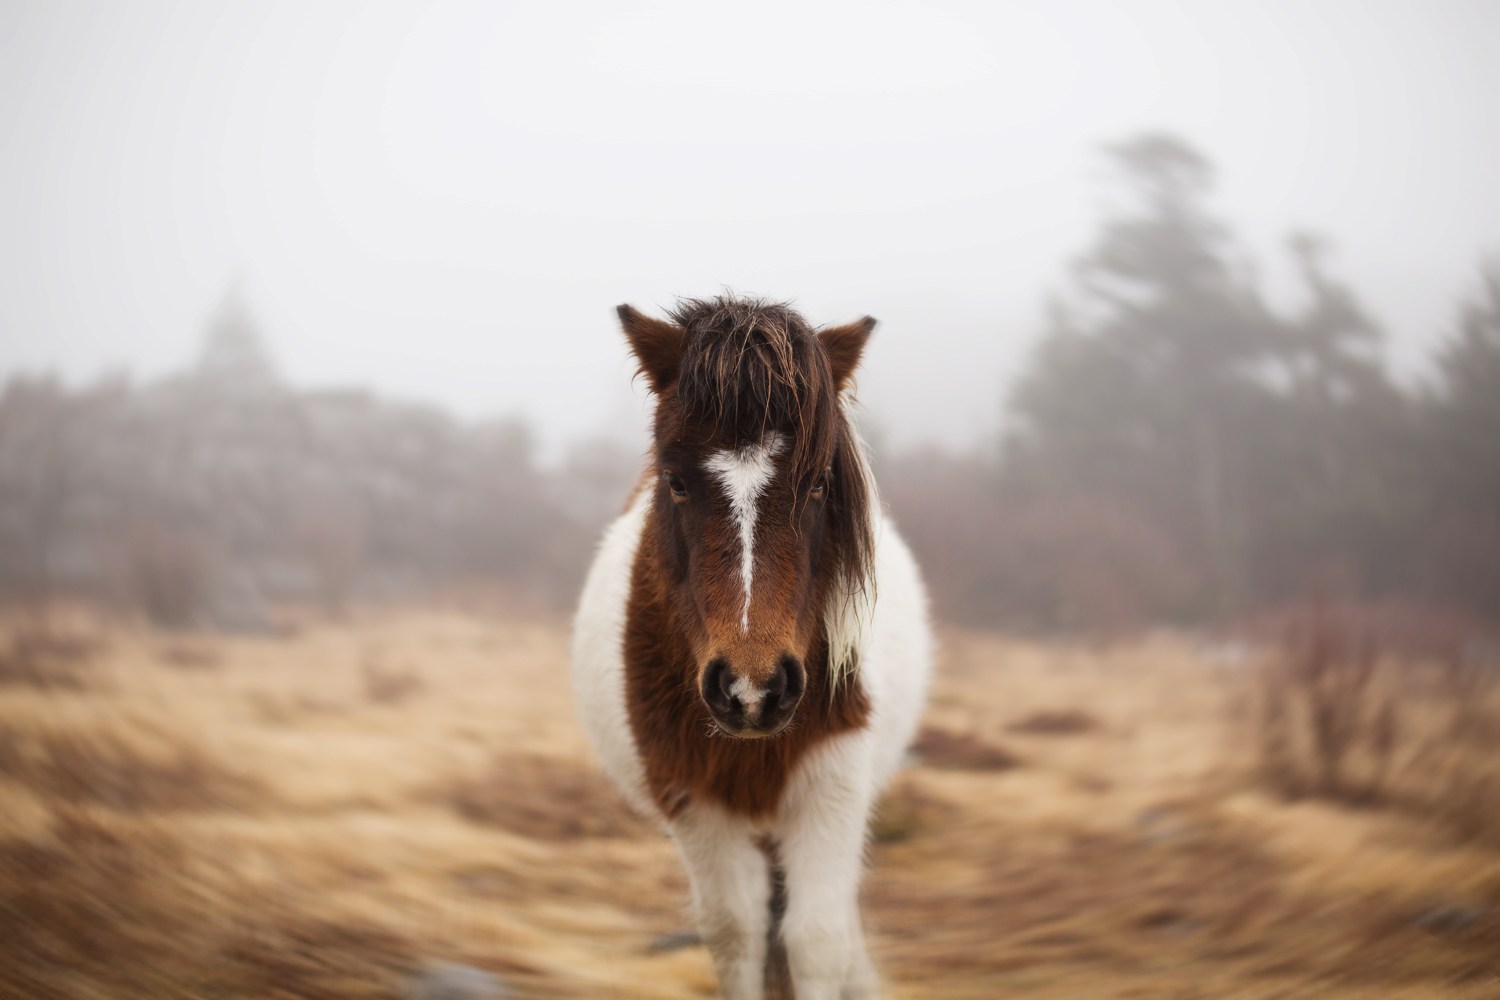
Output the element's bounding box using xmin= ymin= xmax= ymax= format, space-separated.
xmin=624 ymin=656 xmax=870 ymax=820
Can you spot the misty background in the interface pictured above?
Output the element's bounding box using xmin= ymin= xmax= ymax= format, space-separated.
xmin=5 ymin=6 xmax=1500 ymax=997
xmin=2 ymin=0 xmax=1498 ymax=635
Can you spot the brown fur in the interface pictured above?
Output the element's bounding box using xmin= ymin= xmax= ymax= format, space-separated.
xmin=618 ymin=295 xmax=878 ymax=819
xmin=624 ymin=544 xmax=870 ymax=819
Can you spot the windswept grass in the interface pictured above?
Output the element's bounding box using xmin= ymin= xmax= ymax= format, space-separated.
xmin=0 ymin=618 xmax=102 ymax=691
xmin=1247 ymin=601 xmax=1500 ymax=849
xmin=0 ymin=610 xmax=1496 ymax=999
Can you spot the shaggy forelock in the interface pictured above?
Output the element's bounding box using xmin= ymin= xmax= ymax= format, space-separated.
xmin=669 ymin=295 xmax=834 ymax=487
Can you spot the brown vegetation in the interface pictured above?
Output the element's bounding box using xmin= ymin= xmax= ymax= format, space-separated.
xmin=0 ymin=726 xmax=264 ymax=814
xmin=445 ymin=753 xmax=654 ymax=841
xmin=1247 ymin=600 xmax=1500 ymax=850
xmin=910 ymin=726 xmax=1023 ymax=771
xmin=0 ymin=609 xmax=1496 ymax=998
xmin=0 ymin=617 xmax=102 ymax=690
xmin=1007 ymin=708 xmax=1101 ymax=736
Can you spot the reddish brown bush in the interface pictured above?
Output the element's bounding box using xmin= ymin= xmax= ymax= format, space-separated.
xmin=1254 ymin=601 xmax=1388 ymax=801
xmin=1249 ymin=599 xmax=1500 ymax=845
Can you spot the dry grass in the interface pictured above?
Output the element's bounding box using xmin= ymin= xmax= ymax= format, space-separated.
xmin=1006 ymin=708 xmax=1102 ymax=736
xmin=0 ymin=610 xmax=1497 ymax=999
xmin=0 ymin=617 xmax=102 ymax=691
xmin=444 ymin=753 xmax=655 ymax=841
xmin=0 ymin=724 xmax=265 ymax=813
xmin=1247 ymin=603 xmax=1500 ymax=849
xmin=910 ymin=726 xmax=1024 ymax=772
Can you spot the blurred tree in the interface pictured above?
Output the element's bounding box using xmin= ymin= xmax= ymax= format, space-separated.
xmin=0 ymin=377 xmax=73 ymax=601
xmin=0 ymin=288 xmax=609 ymax=624
xmin=1430 ymin=260 xmax=1500 ymax=508
xmin=1002 ymin=132 xmax=1414 ymax=626
xmin=1425 ymin=259 xmax=1500 ymax=618
xmin=1281 ymin=233 xmax=1386 ymax=402
xmin=1253 ymin=234 xmax=1419 ymax=604
xmin=1006 ymin=132 xmax=1277 ymax=620
xmin=195 ymin=285 xmax=279 ymax=391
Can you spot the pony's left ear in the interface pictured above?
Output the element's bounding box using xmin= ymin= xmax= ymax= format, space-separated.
xmin=618 ymin=304 xmax=685 ymax=394
xmin=819 ymin=317 xmax=876 ymax=392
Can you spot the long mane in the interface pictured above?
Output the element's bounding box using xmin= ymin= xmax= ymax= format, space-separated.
xmin=666 ymin=296 xmax=876 ymax=681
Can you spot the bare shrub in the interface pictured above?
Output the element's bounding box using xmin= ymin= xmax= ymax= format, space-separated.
xmin=1250 ymin=600 xmax=1500 ymax=844
xmin=1253 ymin=601 xmax=1390 ymax=801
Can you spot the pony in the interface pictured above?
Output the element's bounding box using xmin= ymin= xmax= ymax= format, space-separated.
xmin=571 ymin=295 xmax=932 ymax=1000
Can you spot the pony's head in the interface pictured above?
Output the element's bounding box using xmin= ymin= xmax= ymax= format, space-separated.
xmin=619 ymin=296 xmax=876 ymax=738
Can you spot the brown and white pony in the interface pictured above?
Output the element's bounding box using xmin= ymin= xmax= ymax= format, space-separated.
xmin=572 ymin=296 xmax=932 ymax=1000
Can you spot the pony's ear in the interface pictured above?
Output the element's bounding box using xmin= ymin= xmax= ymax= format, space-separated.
xmin=617 ymin=304 xmax=685 ymax=394
xmin=818 ymin=317 xmax=876 ymax=392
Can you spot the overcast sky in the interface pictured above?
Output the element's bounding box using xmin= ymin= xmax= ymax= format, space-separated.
xmin=2 ymin=0 xmax=1497 ymax=459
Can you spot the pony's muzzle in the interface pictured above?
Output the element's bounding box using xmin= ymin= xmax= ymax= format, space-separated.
xmin=701 ymin=654 xmax=806 ymax=737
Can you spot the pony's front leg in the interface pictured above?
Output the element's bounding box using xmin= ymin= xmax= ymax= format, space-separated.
xmin=778 ymin=734 xmax=879 ymax=1000
xmin=670 ymin=806 xmax=770 ymax=1000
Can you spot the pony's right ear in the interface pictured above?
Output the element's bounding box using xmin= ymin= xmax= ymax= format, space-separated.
xmin=617 ymin=304 xmax=685 ymax=394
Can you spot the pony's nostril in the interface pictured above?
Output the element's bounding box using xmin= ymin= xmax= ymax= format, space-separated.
xmin=703 ymin=655 xmax=804 ymax=732
xmin=702 ymin=657 xmax=736 ymax=713
xmin=778 ymin=654 xmax=806 ymax=701
xmin=761 ymin=654 xmax=805 ymax=723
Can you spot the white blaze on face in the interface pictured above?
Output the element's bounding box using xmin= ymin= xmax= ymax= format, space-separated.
xmin=703 ymin=434 xmax=785 ymax=634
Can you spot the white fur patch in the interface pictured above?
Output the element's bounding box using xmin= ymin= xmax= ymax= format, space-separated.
xmin=704 ymin=435 xmax=785 ymax=633
xmin=728 ymin=674 xmax=764 ymax=712
xmin=569 ymin=489 xmax=656 ymax=817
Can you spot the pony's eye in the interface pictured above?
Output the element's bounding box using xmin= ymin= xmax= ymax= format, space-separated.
xmin=663 ymin=470 xmax=689 ymax=502
xmin=808 ymin=475 xmax=829 ymax=501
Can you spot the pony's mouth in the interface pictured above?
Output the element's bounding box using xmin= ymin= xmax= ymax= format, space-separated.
xmin=712 ymin=717 xmax=793 ymax=740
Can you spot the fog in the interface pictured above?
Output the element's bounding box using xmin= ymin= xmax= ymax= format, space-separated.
xmin=3 ymin=0 xmax=1497 ymax=458
xmin=5 ymin=6 xmax=1500 ymax=997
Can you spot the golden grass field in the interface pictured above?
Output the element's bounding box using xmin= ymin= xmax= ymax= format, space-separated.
xmin=1 ymin=606 xmax=1498 ymax=999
